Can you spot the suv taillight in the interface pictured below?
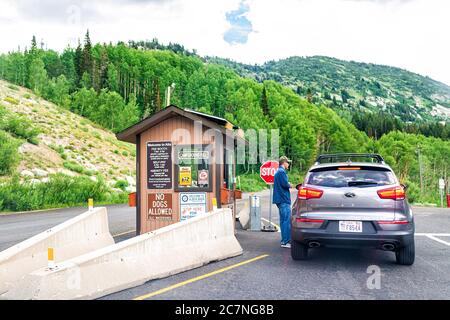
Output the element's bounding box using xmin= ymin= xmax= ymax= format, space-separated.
xmin=377 ymin=186 xmax=405 ymax=200
xmin=298 ymin=186 xmax=323 ymax=200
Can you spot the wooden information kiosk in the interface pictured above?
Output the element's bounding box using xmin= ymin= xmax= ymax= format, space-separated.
xmin=117 ymin=105 xmax=245 ymax=235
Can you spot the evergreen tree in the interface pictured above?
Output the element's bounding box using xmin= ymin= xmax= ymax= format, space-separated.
xmin=30 ymin=35 xmax=38 ymax=55
xmin=81 ymin=30 xmax=92 ymax=86
xmin=306 ymin=88 xmax=313 ymax=103
xmin=74 ymin=40 xmax=83 ymax=85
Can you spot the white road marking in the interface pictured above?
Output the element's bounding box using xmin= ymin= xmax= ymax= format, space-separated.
xmin=425 ymin=235 xmax=450 ymax=247
xmin=261 ymin=218 xmax=281 ymax=233
xmin=415 ymin=233 xmax=450 ymax=237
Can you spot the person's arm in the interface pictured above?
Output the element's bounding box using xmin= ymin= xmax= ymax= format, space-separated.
xmin=280 ymin=171 xmax=291 ymax=190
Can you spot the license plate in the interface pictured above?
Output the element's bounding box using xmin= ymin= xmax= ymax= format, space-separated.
xmin=339 ymin=221 xmax=362 ymax=233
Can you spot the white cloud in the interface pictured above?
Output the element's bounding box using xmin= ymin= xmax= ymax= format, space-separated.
xmin=0 ymin=0 xmax=449 ymax=85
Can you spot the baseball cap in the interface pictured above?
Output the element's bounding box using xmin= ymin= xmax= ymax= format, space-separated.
xmin=279 ymin=156 xmax=292 ymax=164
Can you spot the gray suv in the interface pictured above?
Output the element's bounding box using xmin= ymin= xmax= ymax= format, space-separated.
xmin=291 ymin=153 xmax=415 ymax=265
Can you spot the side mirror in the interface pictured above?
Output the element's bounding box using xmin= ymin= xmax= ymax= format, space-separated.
xmin=295 ymin=183 xmax=302 ymax=190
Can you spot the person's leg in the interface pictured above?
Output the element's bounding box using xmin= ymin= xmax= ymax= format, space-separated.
xmin=279 ymin=203 xmax=291 ymax=245
xmin=277 ymin=204 xmax=285 ymax=244
xmin=281 ymin=203 xmax=291 ymax=244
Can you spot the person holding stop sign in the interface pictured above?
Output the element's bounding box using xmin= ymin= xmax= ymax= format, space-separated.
xmin=273 ymin=156 xmax=293 ymax=248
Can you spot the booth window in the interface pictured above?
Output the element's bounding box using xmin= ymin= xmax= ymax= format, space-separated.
xmin=174 ymin=145 xmax=213 ymax=192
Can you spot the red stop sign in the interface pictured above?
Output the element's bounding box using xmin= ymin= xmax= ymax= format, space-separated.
xmin=260 ymin=161 xmax=279 ymax=184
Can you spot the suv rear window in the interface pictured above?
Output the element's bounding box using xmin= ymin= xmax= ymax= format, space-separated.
xmin=307 ymin=168 xmax=396 ymax=188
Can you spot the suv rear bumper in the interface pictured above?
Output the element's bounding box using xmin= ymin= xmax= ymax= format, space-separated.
xmin=292 ymin=227 xmax=414 ymax=249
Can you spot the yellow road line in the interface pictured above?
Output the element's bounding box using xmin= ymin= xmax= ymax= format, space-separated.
xmin=133 ymin=254 xmax=270 ymax=300
xmin=113 ymin=230 xmax=136 ymax=237
xmin=261 ymin=218 xmax=280 ymax=232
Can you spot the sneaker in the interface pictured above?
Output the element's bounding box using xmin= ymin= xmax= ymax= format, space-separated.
xmin=281 ymin=243 xmax=291 ymax=249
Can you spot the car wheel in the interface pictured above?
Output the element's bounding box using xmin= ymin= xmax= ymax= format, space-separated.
xmin=395 ymin=241 xmax=415 ymax=265
xmin=291 ymin=240 xmax=308 ymax=260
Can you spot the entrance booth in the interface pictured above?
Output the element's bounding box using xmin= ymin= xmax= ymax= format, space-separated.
xmin=116 ymin=105 xmax=245 ymax=235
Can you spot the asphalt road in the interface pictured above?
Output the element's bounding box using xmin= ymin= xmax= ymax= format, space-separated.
xmin=0 ymin=204 xmax=136 ymax=251
xmin=1 ymin=191 xmax=450 ymax=299
xmin=104 ymin=190 xmax=450 ymax=300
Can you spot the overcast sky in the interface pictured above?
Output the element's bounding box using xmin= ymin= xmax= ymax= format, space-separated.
xmin=0 ymin=0 xmax=449 ymax=85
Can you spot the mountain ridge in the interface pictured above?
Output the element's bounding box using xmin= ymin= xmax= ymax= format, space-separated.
xmin=205 ymin=55 xmax=450 ymax=122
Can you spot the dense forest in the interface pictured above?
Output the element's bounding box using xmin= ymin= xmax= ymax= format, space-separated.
xmin=207 ymin=56 xmax=450 ymax=127
xmin=0 ymin=33 xmax=449 ymax=205
xmin=351 ymin=112 xmax=450 ymax=140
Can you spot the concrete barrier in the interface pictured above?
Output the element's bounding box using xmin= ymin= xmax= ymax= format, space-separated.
xmin=238 ymin=200 xmax=250 ymax=230
xmin=3 ymin=208 xmax=243 ymax=300
xmin=0 ymin=207 xmax=114 ymax=296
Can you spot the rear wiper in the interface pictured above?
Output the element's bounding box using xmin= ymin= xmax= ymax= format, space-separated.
xmin=348 ymin=181 xmax=378 ymax=187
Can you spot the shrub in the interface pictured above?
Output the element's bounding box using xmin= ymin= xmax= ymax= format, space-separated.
xmin=404 ymin=180 xmax=420 ymax=204
xmin=114 ymin=180 xmax=129 ymax=191
xmin=122 ymin=150 xmax=128 ymax=157
xmin=1 ymin=114 xmax=40 ymax=145
xmin=49 ymin=144 xmax=65 ymax=156
xmin=0 ymin=130 xmax=20 ymax=175
xmin=4 ymin=96 xmax=19 ymax=105
xmin=63 ymin=161 xmax=84 ymax=174
xmin=84 ymin=169 xmax=95 ymax=176
xmin=93 ymin=131 xmax=102 ymax=140
xmin=8 ymin=85 xmax=19 ymax=91
xmin=0 ymin=174 xmax=119 ymax=212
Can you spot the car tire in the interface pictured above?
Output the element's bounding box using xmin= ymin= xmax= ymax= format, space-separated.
xmin=291 ymin=240 xmax=308 ymax=260
xmin=395 ymin=241 xmax=415 ymax=265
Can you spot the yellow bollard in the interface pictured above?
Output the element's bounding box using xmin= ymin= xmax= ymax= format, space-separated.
xmin=48 ymin=247 xmax=55 ymax=269
xmin=88 ymin=198 xmax=94 ymax=211
xmin=212 ymin=198 xmax=218 ymax=211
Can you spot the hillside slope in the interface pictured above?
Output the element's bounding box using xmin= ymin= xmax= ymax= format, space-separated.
xmin=0 ymin=79 xmax=135 ymax=190
xmin=207 ymin=56 xmax=450 ymax=122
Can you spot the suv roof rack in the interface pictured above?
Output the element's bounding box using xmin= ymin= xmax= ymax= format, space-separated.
xmin=314 ymin=153 xmax=385 ymax=165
